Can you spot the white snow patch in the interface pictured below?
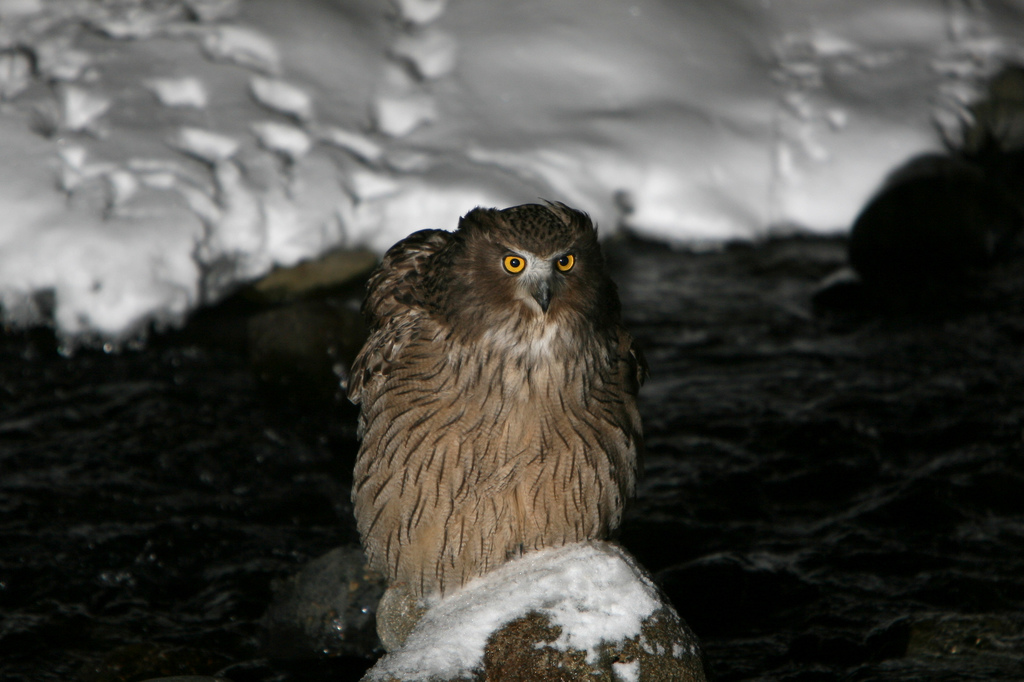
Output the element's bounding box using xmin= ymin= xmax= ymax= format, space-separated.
xmin=144 ymin=77 xmax=208 ymax=109
xmin=612 ymin=659 xmax=640 ymax=682
xmin=373 ymin=91 xmax=437 ymax=138
xmin=180 ymin=154 xmax=349 ymax=294
xmin=344 ymin=168 xmax=400 ymax=202
xmin=260 ymin=155 xmax=350 ymax=267
xmin=0 ymin=195 xmax=202 ymax=339
xmin=168 ymin=127 xmax=240 ymax=164
xmin=250 ymin=121 xmax=313 ymax=161
xmin=672 ymin=641 xmax=697 ymax=659
xmin=105 ymin=170 xmax=139 ymax=209
xmin=55 ymin=147 xmax=143 ymax=214
xmin=317 ymin=125 xmax=384 ymax=163
xmin=391 ymin=28 xmax=458 ymax=80
xmin=393 ymin=0 xmax=448 ymax=25
xmin=60 ymin=85 xmax=110 ymax=133
xmin=191 ymin=161 xmax=265 ymax=263
xmin=341 ymin=179 xmax=510 ymax=254
xmin=201 ymin=25 xmax=281 ymax=74
xmin=57 ymin=144 xmax=96 ymax=192
xmin=249 ymin=76 xmax=314 ymax=121
xmin=366 ymin=542 xmax=661 ymax=681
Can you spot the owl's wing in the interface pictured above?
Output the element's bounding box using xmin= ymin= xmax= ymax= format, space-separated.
xmin=347 ymin=229 xmax=452 ymax=405
xmin=360 ymin=229 xmax=452 ymax=328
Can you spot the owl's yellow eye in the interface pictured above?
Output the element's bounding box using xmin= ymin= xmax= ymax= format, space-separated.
xmin=503 ymin=255 xmax=526 ymax=274
xmin=555 ymin=253 xmax=575 ymax=272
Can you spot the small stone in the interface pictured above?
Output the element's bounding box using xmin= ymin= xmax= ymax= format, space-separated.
xmin=376 ymin=584 xmax=428 ymax=652
xmin=262 ymin=546 xmax=386 ymax=659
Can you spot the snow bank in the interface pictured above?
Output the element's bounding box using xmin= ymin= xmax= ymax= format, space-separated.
xmin=0 ymin=0 xmax=1021 ymax=341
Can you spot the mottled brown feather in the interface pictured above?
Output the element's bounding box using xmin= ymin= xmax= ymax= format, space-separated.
xmin=350 ymin=203 xmax=645 ymax=598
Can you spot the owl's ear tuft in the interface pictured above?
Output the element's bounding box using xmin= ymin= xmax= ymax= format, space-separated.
xmin=542 ymin=200 xmax=596 ymax=235
xmin=456 ymin=207 xmax=504 ymax=236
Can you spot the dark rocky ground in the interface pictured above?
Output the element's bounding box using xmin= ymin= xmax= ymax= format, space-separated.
xmin=2 ymin=233 xmax=1024 ymax=681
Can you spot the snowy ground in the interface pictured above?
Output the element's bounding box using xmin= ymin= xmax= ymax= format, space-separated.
xmin=1 ymin=0 xmax=1022 ymax=341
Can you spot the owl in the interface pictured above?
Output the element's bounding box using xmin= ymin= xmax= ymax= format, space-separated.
xmin=347 ymin=202 xmax=647 ymax=601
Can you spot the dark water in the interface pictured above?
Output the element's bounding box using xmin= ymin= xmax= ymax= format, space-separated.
xmin=3 ymin=235 xmax=1024 ymax=681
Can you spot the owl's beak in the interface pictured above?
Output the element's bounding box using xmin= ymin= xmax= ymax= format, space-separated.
xmin=531 ymin=278 xmax=552 ymax=313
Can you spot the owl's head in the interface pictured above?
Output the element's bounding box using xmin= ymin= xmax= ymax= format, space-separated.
xmin=435 ymin=202 xmax=622 ymax=336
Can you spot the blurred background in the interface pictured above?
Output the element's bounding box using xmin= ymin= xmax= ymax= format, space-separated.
xmin=3 ymin=2 xmax=1024 ymax=681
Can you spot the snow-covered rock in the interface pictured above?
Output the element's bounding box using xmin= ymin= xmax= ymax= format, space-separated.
xmin=363 ymin=541 xmax=706 ymax=682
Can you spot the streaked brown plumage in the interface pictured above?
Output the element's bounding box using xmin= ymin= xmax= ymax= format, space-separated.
xmin=348 ymin=202 xmax=646 ymax=600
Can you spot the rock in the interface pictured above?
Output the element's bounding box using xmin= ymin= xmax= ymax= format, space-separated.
xmin=375 ymin=583 xmax=428 ymax=652
xmin=905 ymin=613 xmax=1024 ymax=660
xmin=163 ymin=247 xmax=373 ymax=392
xmin=157 ymin=248 xmax=370 ymax=400
xmin=247 ymin=249 xmax=376 ymax=304
xmin=246 ymin=299 xmax=366 ymax=394
xmin=848 ymin=153 xmax=1022 ymax=295
xmin=262 ymin=545 xmax=387 ymax=659
xmin=243 ymin=250 xmax=375 ymax=392
xmin=480 ymin=608 xmax=704 ymax=682
xmin=361 ymin=541 xmax=707 ymax=682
